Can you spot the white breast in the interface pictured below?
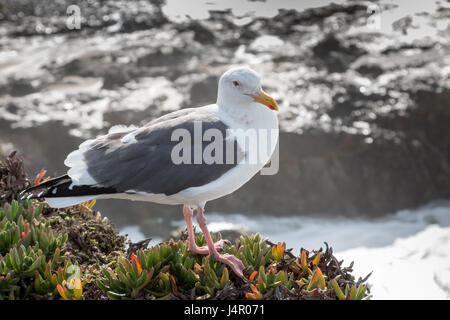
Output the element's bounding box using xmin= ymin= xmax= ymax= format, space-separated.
xmin=171 ymin=103 xmax=279 ymax=208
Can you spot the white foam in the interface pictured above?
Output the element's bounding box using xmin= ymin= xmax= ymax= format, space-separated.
xmin=337 ymin=225 xmax=450 ymax=299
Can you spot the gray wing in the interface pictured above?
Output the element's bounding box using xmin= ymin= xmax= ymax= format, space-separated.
xmin=79 ymin=108 xmax=243 ymax=195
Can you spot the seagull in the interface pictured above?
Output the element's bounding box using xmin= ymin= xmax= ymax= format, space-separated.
xmin=21 ymin=66 xmax=279 ymax=278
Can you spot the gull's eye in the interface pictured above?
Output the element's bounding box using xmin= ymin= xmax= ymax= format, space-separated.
xmin=232 ymin=80 xmax=240 ymax=87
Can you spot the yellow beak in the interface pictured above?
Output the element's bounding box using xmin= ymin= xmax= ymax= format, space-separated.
xmin=251 ymin=89 xmax=279 ymax=111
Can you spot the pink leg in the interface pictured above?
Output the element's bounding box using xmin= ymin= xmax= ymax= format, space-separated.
xmin=195 ymin=206 xmax=245 ymax=279
xmin=183 ymin=205 xmax=230 ymax=255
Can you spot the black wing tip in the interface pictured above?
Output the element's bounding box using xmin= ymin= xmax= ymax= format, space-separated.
xmin=18 ymin=173 xmax=118 ymax=199
xmin=19 ymin=186 xmax=50 ymax=200
xmin=19 ymin=174 xmax=72 ymax=200
xmin=18 ymin=186 xmax=39 ymax=200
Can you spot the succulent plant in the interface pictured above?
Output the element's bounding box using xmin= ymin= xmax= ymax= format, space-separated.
xmin=0 ymin=200 xmax=82 ymax=300
xmin=226 ymin=233 xmax=272 ymax=273
xmin=97 ymin=253 xmax=155 ymax=299
xmin=0 ymin=200 xmax=41 ymax=223
xmin=330 ymin=276 xmax=369 ymax=300
xmin=95 ymin=231 xmax=371 ymax=300
xmin=55 ymin=262 xmax=83 ymax=301
xmin=0 ymin=200 xmax=67 ymax=256
xmin=251 ymin=265 xmax=294 ymax=296
xmin=0 ymin=273 xmax=20 ymax=300
xmin=0 ymin=199 xmax=370 ymax=300
xmin=57 ymin=278 xmax=83 ymax=300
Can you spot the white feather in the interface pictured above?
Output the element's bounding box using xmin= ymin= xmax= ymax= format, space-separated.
xmin=108 ymin=124 xmax=138 ymax=134
xmin=121 ymin=132 xmax=137 ymax=144
xmin=64 ymin=137 xmax=98 ymax=187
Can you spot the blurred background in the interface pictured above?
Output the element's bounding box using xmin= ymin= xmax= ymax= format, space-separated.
xmin=0 ymin=0 xmax=449 ymax=299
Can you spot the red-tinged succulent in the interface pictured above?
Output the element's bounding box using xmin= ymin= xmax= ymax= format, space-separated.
xmin=57 ymin=277 xmax=83 ymax=300
xmin=272 ymin=242 xmax=285 ymax=262
xmin=307 ymin=267 xmax=326 ymax=291
xmin=130 ymin=253 xmax=142 ymax=276
xmin=249 ymin=270 xmax=258 ymax=282
xmin=245 ymin=284 xmax=263 ymax=300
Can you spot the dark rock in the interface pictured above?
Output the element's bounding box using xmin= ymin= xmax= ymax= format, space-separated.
xmin=137 ymin=48 xmax=192 ymax=68
xmin=184 ymin=21 xmax=216 ymax=44
xmin=189 ymin=75 xmax=219 ymax=106
xmin=61 ymin=56 xmax=135 ymax=89
xmin=312 ymin=34 xmax=366 ymax=73
xmin=354 ymin=63 xmax=385 ymax=78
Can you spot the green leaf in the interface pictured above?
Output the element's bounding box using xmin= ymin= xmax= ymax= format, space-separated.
xmin=330 ymin=278 xmax=346 ymax=300
xmin=349 ymin=285 xmax=357 ymax=300
xmin=355 ymin=285 xmax=367 ymax=300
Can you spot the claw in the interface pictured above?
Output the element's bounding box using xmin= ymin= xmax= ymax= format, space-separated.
xmin=214 ymin=253 xmax=245 ymax=279
xmin=189 ymin=239 xmax=230 ymax=254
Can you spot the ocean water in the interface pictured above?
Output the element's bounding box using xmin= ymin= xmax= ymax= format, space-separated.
xmin=120 ymin=202 xmax=450 ymax=299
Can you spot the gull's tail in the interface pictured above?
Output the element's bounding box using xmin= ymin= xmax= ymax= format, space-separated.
xmin=19 ymin=174 xmax=116 ymax=208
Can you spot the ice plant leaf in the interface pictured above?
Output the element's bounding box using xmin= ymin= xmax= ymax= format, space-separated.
xmin=169 ymin=274 xmax=181 ymax=297
xmin=57 ymin=284 xmax=68 ymax=300
xmin=74 ymin=278 xmax=82 ymax=299
xmin=272 ymin=242 xmax=286 ymax=262
xmin=130 ymin=253 xmax=142 ymax=276
xmin=315 ymin=267 xmax=326 ymax=289
xmin=312 ymin=253 xmax=320 ymax=266
xmin=295 ymin=278 xmax=307 ymax=287
xmin=246 ymin=284 xmax=263 ymax=300
xmin=356 ymin=285 xmax=367 ymax=300
xmin=349 ymin=285 xmax=357 ymax=300
xmin=220 ymin=267 xmax=229 ymax=288
xmin=300 ymin=249 xmax=307 ymax=270
xmin=330 ymin=278 xmax=346 ymax=300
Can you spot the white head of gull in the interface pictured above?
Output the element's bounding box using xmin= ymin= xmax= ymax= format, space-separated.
xmin=21 ymin=66 xmax=279 ymax=278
